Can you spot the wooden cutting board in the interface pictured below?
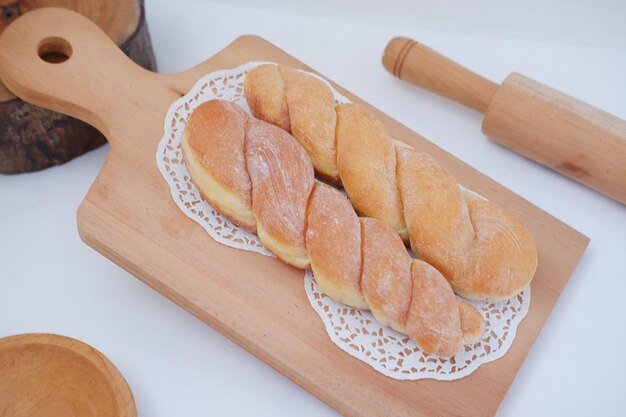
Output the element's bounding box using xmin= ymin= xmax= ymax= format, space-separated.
xmin=0 ymin=8 xmax=589 ymax=417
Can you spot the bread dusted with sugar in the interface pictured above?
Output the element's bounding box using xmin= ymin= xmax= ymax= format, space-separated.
xmin=245 ymin=119 xmax=314 ymax=269
xmin=182 ymin=99 xmax=484 ymax=357
xmin=181 ymin=100 xmax=255 ymax=230
xmin=337 ymin=105 xmax=408 ymax=241
xmin=395 ymin=147 xmax=537 ymax=301
xmin=306 ymin=182 xmax=366 ymax=309
xmin=246 ymin=64 xmax=338 ymax=181
xmin=360 ymin=217 xmax=412 ymax=333
xmin=244 ymin=64 xmax=537 ymax=302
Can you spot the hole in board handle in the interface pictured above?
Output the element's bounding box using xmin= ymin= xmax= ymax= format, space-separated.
xmin=38 ymin=37 xmax=72 ymax=64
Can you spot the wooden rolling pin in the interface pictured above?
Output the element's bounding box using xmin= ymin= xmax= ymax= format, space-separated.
xmin=382 ymin=37 xmax=626 ymax=205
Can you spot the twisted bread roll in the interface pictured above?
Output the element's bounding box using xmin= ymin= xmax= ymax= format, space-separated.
xmin=245 ymin=64 xmax=538 ymax=302
xmin=182 ymin=99 xmax=485 ymax=357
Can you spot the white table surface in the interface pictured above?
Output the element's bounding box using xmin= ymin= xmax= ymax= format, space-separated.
xmin=1 ymin=1 xmax=625 ymax=416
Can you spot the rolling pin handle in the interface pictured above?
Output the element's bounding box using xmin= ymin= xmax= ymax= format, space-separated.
xmin=382 ymin=37 xmax=498 ymax=114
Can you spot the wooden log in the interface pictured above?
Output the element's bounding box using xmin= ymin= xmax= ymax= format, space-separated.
xmin=0 ymin=0 xmax=156 ymax=174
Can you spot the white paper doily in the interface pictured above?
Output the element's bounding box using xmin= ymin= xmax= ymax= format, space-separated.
xmin=156 ymin=61 xmax=531 ymax=381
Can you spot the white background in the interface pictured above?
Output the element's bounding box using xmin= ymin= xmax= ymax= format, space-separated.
xmin=1 ymin=1 xmax=626 ymax=416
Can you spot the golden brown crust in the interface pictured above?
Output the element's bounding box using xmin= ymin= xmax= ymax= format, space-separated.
xmin=278 ymin=65 xmax=338 ymax=181
xmin=243 ymin=64 xmax=538 ymax=303
xmin=245 ymin=64 xmax=339 ymax=181
xmin=245 ymin=118 xmax=314 ymax=269
xmin=458 ymin=193 xmax=538 ymax=301
xmin=181 ymin=100 xmax=256 ymax=230
xmin=395 ymin=147 xmax=474 ymax=259
xmin=396 ymin=147 xmax=537 ymax=301
xmin=406 ymin=260 xmax=463 ymax=357
xmin=184 ymin=99 xmax=486 ymax=357
xmin=337 ymin=104 xmax=408 ymax=240
xmin=306 ymin=182 xmax=367 ymax=309
xmin=244 ymin=64 xmax=290 ymax=131
xmin=360 ymin=218 xmax=412 ymax=333
xmin=456 ymin=297 xmax=486 ymax=344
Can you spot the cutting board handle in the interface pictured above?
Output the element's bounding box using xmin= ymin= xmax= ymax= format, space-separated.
xmin=0 ymin=7 xmax=163 ymax=142
xmin=382 ymin=36 xmax=498 ymax=114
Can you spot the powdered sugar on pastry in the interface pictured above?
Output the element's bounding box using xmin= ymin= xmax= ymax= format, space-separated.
xmin=306 ymin=182 xmax=366 ymax=308
xmin=182 ymin=98 xmax=485 ymax=357
xmin=360 ymin=218 xmax=411 ymax=333
xmin=245 ymin=119 xmax=314 ymax=268
xmin=181 ymin=100 xmax=255 ymax=230
xmin=245 ymin=64 xmax=537 ymax=302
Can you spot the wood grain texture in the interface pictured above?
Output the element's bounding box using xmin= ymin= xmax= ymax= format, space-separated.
xmin=0 ymin=0 xmax=156 ymax=174
xmin=483 ymin=73 xmax=626 ymax=204
xmin=382 ymin=36 xmax=498 ymax=113
xmin=0 ymin=333 xmax=136 ymax=417
xmin=0 ymin=9 xmax=589 ymax=417
xmin=382 ymin=36 xmax=626 ymax=205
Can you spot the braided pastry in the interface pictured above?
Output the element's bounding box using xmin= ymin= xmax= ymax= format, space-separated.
xmin=182 ymin=99 xmax=485 ymax=357
xmin=244 ymin=64 xmax=538 ymax=302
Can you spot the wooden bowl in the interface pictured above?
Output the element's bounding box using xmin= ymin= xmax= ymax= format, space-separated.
xmin=0 ymin=333 xmax=137 ymax=417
